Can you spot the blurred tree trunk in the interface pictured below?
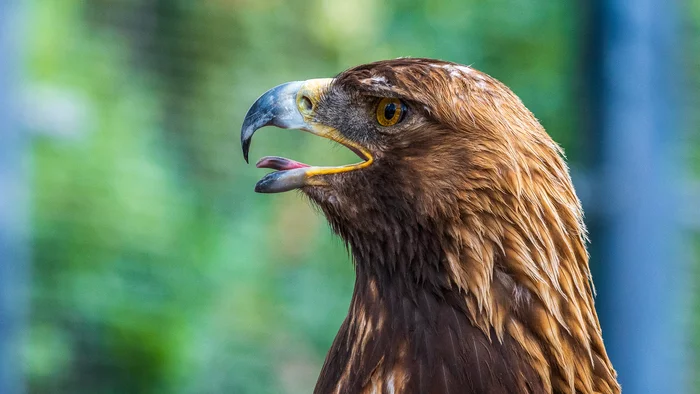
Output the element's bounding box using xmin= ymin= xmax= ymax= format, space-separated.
xmin=0 ymin=1 xmax=28 ymax=394
xmin=584 ymin=0 xmax=689 ymax=392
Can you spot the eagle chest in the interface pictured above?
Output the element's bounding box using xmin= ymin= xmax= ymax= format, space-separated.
xmin=314 ymin=289 xmax=545 ymax=394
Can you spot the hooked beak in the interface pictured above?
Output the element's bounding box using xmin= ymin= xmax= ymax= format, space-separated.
xmin=241 ymin=78 xmax=373 ymax=193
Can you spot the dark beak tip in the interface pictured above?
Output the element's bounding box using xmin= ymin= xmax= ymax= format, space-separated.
xmin=241 ymin=129 xmax=252 ymax=163
xmin=254 ymin=173 xmax=276 ymax=193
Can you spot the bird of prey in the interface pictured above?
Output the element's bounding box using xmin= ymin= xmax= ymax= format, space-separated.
xmin=241 ymin=58 xmax=620 ymax=394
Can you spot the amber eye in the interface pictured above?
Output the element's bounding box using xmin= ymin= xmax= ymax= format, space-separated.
xmin=376 ymin=97 xmax=407 ymax=126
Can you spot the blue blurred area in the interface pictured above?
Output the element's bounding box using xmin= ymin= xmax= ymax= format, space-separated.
xmin=589 ymin=1 xmax=689 ymax=393
xmin=0 ymin=0 xmax=698 ymax=393
xmin=1 ymin=1 xmax=29 ymax=394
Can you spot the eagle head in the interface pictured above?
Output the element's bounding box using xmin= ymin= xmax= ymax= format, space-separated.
xmin=241 ymin=58 xmax=620 ymax=394
xmin=242 ymin=59 xmax=547 ymax=236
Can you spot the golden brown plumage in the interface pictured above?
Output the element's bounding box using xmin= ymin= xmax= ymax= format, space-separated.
xmin=241 ymin=58 xmax=620 ymax=393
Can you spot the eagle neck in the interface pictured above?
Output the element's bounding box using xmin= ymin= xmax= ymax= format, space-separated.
xmin=344 ymin=215 xmax=455 ymax=295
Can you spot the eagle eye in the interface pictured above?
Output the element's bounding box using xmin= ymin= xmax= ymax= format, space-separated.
xmin=376 ymin=97 xmax=407 ymax=126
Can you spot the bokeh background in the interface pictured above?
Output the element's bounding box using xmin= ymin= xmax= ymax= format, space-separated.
xmin=0 ymin=0 xmax=698 ymax=393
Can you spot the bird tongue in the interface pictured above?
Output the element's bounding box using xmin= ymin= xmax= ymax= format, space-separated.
xmin=256 ymin=156 xmax=311 ymax=171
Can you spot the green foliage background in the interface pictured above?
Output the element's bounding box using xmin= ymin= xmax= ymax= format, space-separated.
xmin=24 ymin=0 xmax=699 ymax=393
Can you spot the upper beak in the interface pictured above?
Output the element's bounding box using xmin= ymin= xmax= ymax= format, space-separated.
xmin=241 ymin=80 xmax=309 ymax=163
xmin=240 ymin=78 xmax=372 ymax=193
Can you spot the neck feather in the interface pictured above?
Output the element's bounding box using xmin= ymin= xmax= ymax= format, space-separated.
xmin=315 ymin=167 xmax=620 ymax=393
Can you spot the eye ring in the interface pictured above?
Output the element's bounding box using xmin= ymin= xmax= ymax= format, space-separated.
xmin=376 ymin=98 xmax=407 ymax=127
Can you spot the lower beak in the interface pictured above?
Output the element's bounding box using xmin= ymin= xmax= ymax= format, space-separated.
xmin=240 ymin=79 xmax=372 ymax=193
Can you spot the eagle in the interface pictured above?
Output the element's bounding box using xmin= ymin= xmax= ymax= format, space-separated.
xmin=240 ymin=58 xmax=620 ymax=394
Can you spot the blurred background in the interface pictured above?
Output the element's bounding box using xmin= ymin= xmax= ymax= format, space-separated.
xmin=0 ymin=0 xmax=698 ymax=393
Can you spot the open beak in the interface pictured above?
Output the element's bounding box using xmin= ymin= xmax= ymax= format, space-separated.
xmin=241 ymin=78 xmax=373 ymax=193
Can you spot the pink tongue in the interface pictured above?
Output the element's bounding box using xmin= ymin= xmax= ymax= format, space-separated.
xmin=256 ymin=156 xmax=310 ymax=171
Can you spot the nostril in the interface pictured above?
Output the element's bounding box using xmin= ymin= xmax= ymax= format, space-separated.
xmin=299 ymin=95 xmax=313 ymax=112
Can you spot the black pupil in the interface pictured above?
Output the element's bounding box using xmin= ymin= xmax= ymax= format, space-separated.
xmin=384 ymin=102 xmax=397 ymax=120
